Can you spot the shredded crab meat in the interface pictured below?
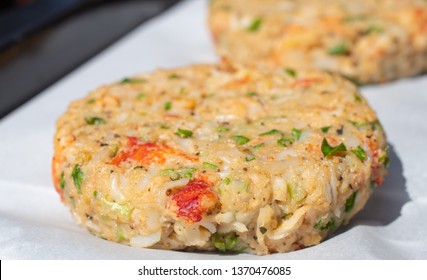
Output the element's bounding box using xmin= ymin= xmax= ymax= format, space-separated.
xmin=130 ymin=231 xmax=162 ymax=248
xmin=270 ymin=206 xmax=308 ymax=240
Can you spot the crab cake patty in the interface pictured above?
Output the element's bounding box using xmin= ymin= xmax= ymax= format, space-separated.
xmin=52 ymin=64 xmax=388 ymax=255
xmin=209 ymin=0 xmax=427 ymax=84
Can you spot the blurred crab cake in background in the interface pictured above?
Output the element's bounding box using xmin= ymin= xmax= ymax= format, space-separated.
xmin=208 ymin=0 xmax=427 ymax=84
xmin=52 ymin=64 xmax=389 ymax=255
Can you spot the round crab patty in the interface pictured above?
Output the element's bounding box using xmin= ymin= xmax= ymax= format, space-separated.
xmin=208 ymin=0 xmax=427 ymax=84
xmin=52 ymin=64 xmax=388 ymax=255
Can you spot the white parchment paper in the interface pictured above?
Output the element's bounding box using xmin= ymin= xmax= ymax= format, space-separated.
xmin=0 ymin=0 xmax=426 ymax=259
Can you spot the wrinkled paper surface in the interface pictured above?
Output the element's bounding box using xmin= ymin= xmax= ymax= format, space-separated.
xmin=0 ymin=0 xmax=426 ymax=259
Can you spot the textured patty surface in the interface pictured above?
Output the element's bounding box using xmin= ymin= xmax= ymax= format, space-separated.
xmin=52 ymin=64 xmax=388 ymax=255
xmin=209 ymin=0 xmax=427 ymax=84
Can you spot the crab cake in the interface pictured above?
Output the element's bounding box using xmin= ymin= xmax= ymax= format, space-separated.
xmin=208 ymin=0 xmax=427 ymax=84
xmin=52 ymin=64 xmax=388 ymax=255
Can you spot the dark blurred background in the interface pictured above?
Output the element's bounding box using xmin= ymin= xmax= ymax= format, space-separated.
xmin=0 ymin=0 xmax=181 ymax=119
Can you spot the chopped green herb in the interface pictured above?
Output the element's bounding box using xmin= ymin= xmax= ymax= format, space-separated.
xmin=259 ymin=226 xmax=267 ymax=234
xmin=160 ymin=124 xmax=169 ymax=129
xmin=60 ymin=172 xmax=65 ymax=189
xmin=344 ymin=75 xmax=363 ymax=86
xmin=314 ymin=219 xmax=336 ymax=231
xmin=283 ymin=213 xmax=293 ymax=219
xmin=321 ymin=126 xmax=331 ymax=133
xmin=136 ymin=93 xmax=145 ymax=100
xmin=218 ymin=178 xmax=250 ymax=195
xmin=349 ymin=120 xmax=382 ymax=131
xmin=87 ymin=98 xmax=96 ymax=104
xmin=160 ymin=167 xmax=197 ymax=181
xmin=216 ymin=126 xmax=230 ymax=133
xmin=100 ymin=197 xmax=133 ymax=221
xmin=364 ymin=25 xmax=384 ymax=35
xmin=284 ymin=68 xmax=297 ymax=78
xmin=211 ymin=232 xmax=238 ymax=252
xmin=168 ymin=73 xmax=180 ymax=79
xmin=203 ymin=162 xmax=219 ymax=171
xmin=252 ymin=143 xmax=264 ymax=149
xmin=352 ymin=146 xmax=366 ymax=161
xmin=247 ymin=18 xmax=262 ymax=32
xmin=292 ymin=128 xmax=302 ymax=140
xmin=84 ymin=117 xmax=105 ymax=125
xmin=233 ymin=135 xmax=250 ymax=145
xmin=245 ymin=154 xmax=256 ymax=162
xmin=277 ymin=137 xmax=295 ymax=147
xmin=328 ymin=44 xmax=349 ymax=55
xmin=164 ymin=101 xmax=172 ymax=111
xmin=117 ymin=228 xmax=127 ymax=242
xmin=169 ymin=172 xmax=181 ymax=181
xmin=93 ymin=190 xmax=98 ymax=198
xmin=260 ymin=129 xmax=283 ymax=136
xmin=379 ymin=145 xmax=390 ymax=167
xmin=105 ymin=201 xmax=133 ymax=221
xmin=349 ymin=121 xmax=365 ymax=127
xmin=384 ymin=145 xmax=390 ymax=153
xmin=159 ymin=169 xmax=175 ymax=176
xmin=111 ymin=144 xmax=119 ymax=157
xmin=345 ymin=191 xmax=358 ymax=212
xmin=175 ymin=128 xmax=193 ymax=138
xmin=120 ymin=78 xmax=146 ymax=84
xmin=247 ymin=92 xmax=257 ymax=97
xmin=159 ymin=169 xmax=180 ymax=181
xmin=179 ymin=87 xmax=187 ymax=95
xmin=287 ymin=183 xmax=306 ymax=202
xmin=178 ymin=167 xmax=196 ymax=179
xmin=236 ymin=180 xmax=249 ymax=192
xmin=71 ymin=165 xmax=84 ymax=194
xmin=321 ymin=138 xmax=347 ymax=156
xmin=354 ymin=93 xmax=363 ymax=102
xmin=224 ymin=177 xmax=231 ymax=185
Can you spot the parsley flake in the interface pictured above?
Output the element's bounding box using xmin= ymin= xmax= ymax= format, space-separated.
xmin=321 ymin=138 xmax=347 ymax=156
xmin=247 ymin=18 xmax=262 ymax=32
xmin=284 ymin=68 xmax=297 ymax=78
xmin=211 ymin=232 xmax=238 ymax=252
xmin=84 ymin=117 xmax=105 ymax=125
xmin=175 ymin=128 xmax=193 ymax=138
xmin=314 ymin=219 xmax=336 ymax=231
xmin=352 ymin=146 xmax=366 ymax=161
xmin=71 ymin=165 xmax=84 ymax=194
xmin=321 ymin=126 xmax=331 ymax=133
xmin=59 ymin=172 xmax=65 ymax=189
xmin=292 ymin=128 xmax=302 ymax=140
xmin=328 ymin=44 xmax=349 ymax=55
xmin=345 ymin=191 xmax=358 ymax=212
xmin=277 ymin=138 xmax=295 ymax=147
xmin=233 ymin=135 xmax=250 ymax=145
xmin=120 ymin=78 xmax=146 ymax=84
xmin=203 ymin=162 xmax=219 ymax=171
xmin=216 ymin=126 xmax=230 ymax=133
xmin=260 ymin=129 xmax=283 ymax=136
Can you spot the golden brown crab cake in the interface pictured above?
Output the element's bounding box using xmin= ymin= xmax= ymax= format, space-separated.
xmin=208 ymin=0 xmax=427 ymax=84
xmin=52 ymin=64 xmax=388 ymax=255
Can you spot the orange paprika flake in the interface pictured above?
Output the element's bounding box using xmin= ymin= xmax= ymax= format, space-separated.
xmin=171 ymin=179 xmax=217 ymax=223
xmin=111 ymin=137 xmax=195 ymax=166
xmin=291 ymin=77 xmax=322 ymax=88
